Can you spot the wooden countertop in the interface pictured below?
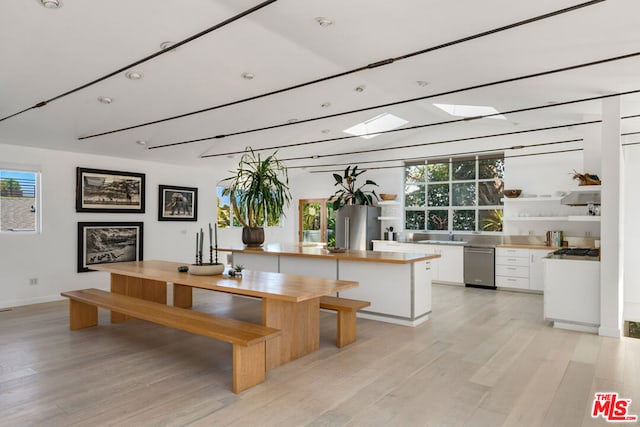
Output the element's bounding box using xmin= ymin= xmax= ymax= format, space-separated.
xmin=90 ymin=260 xmax=357 ymax=302
xmin=218 ymin=243 xmax=440 ymax=264
xmin=497 ymin=244 xmax=559 ymax=250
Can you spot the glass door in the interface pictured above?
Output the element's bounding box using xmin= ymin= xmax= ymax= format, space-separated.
xmin=298 ymin=199 xmax=334 ymax=244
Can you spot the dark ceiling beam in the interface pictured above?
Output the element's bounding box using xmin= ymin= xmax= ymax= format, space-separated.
xmin=305 ymin=143 xmax=585 ymax=173
xmin=78 ymin=0 xmax=606 ymax=140
xmin=0 ymin=0 xmax=278 ymax=124
xmin=150 ymin=51 xmax=640 ymax=151
xmin=200 ymin=90 xmax=640 ymax=159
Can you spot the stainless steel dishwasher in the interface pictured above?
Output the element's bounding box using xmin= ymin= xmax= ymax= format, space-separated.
xmin=464 ymin=245 xmax=496 ymax=289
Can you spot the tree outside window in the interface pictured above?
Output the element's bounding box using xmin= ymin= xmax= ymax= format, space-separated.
xmin=404 ymin=155 xmax=504 ymax=232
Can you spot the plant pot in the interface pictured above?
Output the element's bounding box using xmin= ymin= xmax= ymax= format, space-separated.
xmin=242 ymin=226 xmax=265 ymax=247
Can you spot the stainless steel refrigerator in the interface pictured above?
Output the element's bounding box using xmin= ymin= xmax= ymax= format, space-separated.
xmin=335 ymin=205 xmax=381 ymax=250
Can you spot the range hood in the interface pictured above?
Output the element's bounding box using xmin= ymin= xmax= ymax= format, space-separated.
xmin=560 ymin=187 xmax=601 ymax=206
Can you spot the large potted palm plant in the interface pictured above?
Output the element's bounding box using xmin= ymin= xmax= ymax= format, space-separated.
xmin=221 ymin=148 xmax=292 ymax=247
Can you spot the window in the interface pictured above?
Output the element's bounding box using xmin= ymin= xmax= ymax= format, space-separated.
xmin=0 ymin=168 xmax=40 ymax=233
xmin=216 ymin=186 xmax=241 ymax=228
xmin=404 ymin=155 xmax=504 ymax=232
xmin=216 ymin=186 xmax=282 ymax=228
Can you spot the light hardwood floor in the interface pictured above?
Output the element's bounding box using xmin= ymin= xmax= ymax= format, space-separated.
xmin=1 ymin=284 xmax=638 ymax=426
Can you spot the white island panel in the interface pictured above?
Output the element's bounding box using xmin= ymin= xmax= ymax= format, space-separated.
xmin=233 ymin=253 xmax=279 ymax=273
xmin=338 ymin=259 xmax=431 ymax=326
xmin=279 ymin=256 xmax=337 ymax=279
xmin=543 ymin=258 xmax=600 ymax=332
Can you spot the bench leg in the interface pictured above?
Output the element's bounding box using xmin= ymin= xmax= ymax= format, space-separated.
xmin=232 ymin=342 xmax=266 ymax=393
xmin=69 ymin=300 xmax=98 ymax=330
xmin=336 ymin=311 xmax=358 ymax=348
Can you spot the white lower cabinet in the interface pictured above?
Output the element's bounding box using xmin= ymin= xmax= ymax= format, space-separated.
xmin=495 ymin=247 xmax=552 ymax=292
xmin=372 ymin=240 xmax=463 ymax=284
xmin=529 ymin=249 xmax=550 ymax=291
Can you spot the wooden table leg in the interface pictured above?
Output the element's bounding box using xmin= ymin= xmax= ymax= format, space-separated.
xmin=173 ymin=284 xmax=193 ymax=308
xmin=110 ymin=273 xmax=167 ymax=322
xmin=262 ymin=297 xmax=319 ymax=370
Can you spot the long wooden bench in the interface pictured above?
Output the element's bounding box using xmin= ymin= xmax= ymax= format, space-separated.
xmin=319 ymin=295 xmax=370 ymax=348
xmin=61 ymin=288 xmax=281 ymax=393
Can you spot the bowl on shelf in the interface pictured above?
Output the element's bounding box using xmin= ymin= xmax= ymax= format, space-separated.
xmin=379 ymin=193 xmax=397 ymax=201
xmin=503 ymin=189 xmax=522 ymax=198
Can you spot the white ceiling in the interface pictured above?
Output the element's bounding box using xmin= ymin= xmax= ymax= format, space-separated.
xmin=1 ymin=0 xmax=639 ymax=173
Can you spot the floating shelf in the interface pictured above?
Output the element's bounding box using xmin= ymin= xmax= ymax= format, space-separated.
xmin=505 ymin=216 xmax=569 ymax=222
xmin=377 ymin=201 xmax=400 ymax=206
xmin=378 ymin=216 xmax=401 ymax=220
xmin=567 ymin=215 xmax=601 ymax=222
xmin=505 ymin=216 xmax=601 ymax=222
xmin=501 ymin=196 xmax=563 ymax=203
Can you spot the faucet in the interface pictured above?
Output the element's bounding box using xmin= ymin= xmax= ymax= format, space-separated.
xmin=449 ymin=232 xmax=454 ymax=241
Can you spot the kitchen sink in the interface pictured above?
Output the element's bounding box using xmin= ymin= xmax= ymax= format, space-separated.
xmin=416 ymin=239 xmax=468 ymax=245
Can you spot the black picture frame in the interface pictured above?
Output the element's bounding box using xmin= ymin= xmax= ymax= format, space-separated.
xmin=158 ymin=185 xmax=198 ymax=221
xmin=76 ymin=167 xmax=145 ymax=213
xmin=77 ymin=222 xmax=144 ymax=273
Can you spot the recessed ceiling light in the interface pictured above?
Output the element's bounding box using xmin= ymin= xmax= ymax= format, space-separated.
xmin=321 ymin=102 xmax=331 ymax=108
xmin=321 ymin=129 xmax=331 ymax=134
xmin=287 ymin=118 xmax=298 ymax=124
xmin=355 ymin=85 xmax=366 ymax=93
xmin=416 ymin=80 xmax=429 ymax=87
xmin=125 ymin=71 xmax=144 ymax=80
xmin=135 ymin=140 xmax=147 ymax=146
xmin=315 ymin=17 xmax=334 ymax=27
xmin=241 ymin=72 xmax=255 ymax=80
xmin=160 ymin=41 xmax=175 ymax=50
xmin=97 ymin=96 xmax=113 ymax=104
xmin=40 ymin=0 xmax=62 ymax=9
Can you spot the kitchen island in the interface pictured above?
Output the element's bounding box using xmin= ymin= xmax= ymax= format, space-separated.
xmin=219 ymin=244 xmax=440 ymax=326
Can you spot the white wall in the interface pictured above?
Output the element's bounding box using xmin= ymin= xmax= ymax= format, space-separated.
xmin=623 ymin=145 xmax=640 ymax=322
xmin=0 ymin=144 xmax=296 ymax=309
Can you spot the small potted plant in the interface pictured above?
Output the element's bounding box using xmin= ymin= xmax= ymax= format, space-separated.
xmin=221 ymin=148 xmax=292 ymax=246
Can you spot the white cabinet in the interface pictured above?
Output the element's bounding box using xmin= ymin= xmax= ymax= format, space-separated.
xmin=495 ymin=248 xmax=530 ymax=290
xmin=543 ymin=258 xmax=600 ymax=331
xmin=495 ymin=247 xmax=552 ymax=291
xmin=372 ymin=240 xmax=463 ymax=284
xmin=529 ymin=249 xmax=551 ymax=291
xmin=434 ymin=245 xmax=464 ymax=284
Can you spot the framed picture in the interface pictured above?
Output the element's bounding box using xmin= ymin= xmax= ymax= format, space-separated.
xmin=77 ymin=222 xmax=143 ymax=273
xmin=158 ymin=185 xmax=198 ymax=221
xmin=76 ymin=167 xmax=145 ymax=213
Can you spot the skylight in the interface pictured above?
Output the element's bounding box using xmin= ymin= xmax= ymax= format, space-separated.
xmin=343 ymin=113 xmax=409 ymax=139
xmin=433 ymin=103 xmax=506 ymax=120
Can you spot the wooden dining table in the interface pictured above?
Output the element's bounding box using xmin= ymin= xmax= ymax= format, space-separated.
xmin=89 ymin=260 xmax=358 ymax=369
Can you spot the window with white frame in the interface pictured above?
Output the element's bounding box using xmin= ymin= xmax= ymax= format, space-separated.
xmin=404 ymin=155 xmax=504 ymax=232
xmin=0 ymin=168 xmax=40 ymax=233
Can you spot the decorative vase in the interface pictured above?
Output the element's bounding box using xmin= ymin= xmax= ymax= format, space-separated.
xmin=242 ymin=226 xmax=265 ymax=247
xmin=188 ymin=263 xmax=225 ymax=276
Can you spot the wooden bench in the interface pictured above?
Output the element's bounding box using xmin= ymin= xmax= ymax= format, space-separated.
xmin=319 ymin=295 xmax=370 ymax=347
xmin=61 ymin=288 xmax=281 ymax=393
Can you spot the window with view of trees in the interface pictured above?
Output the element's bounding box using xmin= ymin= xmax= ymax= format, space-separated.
xmin=404 ymin=155 xmax=504 ymax=232
xmin=216 ymin=186 xmax=282 ymax=228
xmin=0 ymin=168 xmax=40 ymax=233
